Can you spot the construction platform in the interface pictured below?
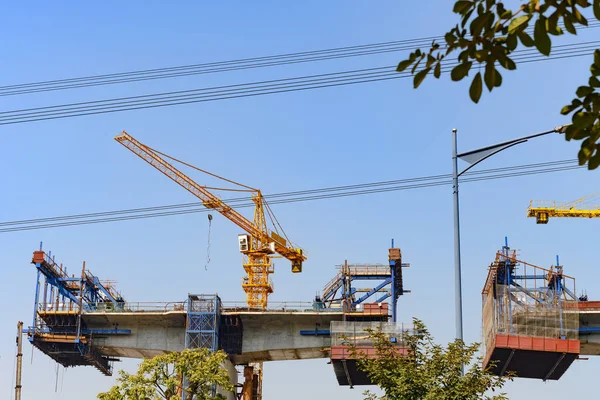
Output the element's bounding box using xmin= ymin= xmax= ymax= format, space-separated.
xmin=25 ymin=246 xmax=412 ymax=399
xmin=481 ymin=242 xmax=583 ymax=380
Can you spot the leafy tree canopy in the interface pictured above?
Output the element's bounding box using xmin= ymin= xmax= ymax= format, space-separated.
xmin=97 ymin=348 xmax=234 ymax=400
xmin=350 ymin=318 xmax=511 ymax=400
xmin=398 ymin=0 xmax=600 ymax=169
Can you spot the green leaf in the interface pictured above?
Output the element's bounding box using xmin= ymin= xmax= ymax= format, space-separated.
xmin=573 ymin=6 xmax=588 ymax=25
xmin=474 ymin=49 xmax=488 ymax=62
xmin=411 ymin=56 xmax=423 ymax=74
xmin=573 ymin=111 xmax=597 ymax=127
xmin=565 ymin=124 xmax=582 ymax=140
xmin=450 ymin=61 xmax=472 ymax=81
xmin=508 ymin=15 xmax=531 ymax=34
xmin=414 ymin=67 xmax=431 ymax=88
xmin=462 ymin=8 xmax=475 ymax=28
xmin=496 ymin=3 xmax=507 ymax=17
xmin=579 ymin=146 xmax=592 ymax=165
xmin=434 ymin=62 xmax=442 ymax=78
xmin=484 ymin=62 xmax=496 ymax=91
xmin=595 ymin=0 xmax=600 ymax=21
xmin=445 ymin=31 xmax=457 ymax=46
xmin=506 ymin=33 xmax=518 ymax=51
xmin=595 ymin=50 xmax=600 ymax=67
xmin=495 ymin=69 xmax=503 ymax=87
xmin=547 ymin=12 xmax=563 ymax=36
xmin=534 ymin=18 xmax=552 ymax=56
xmin=588 ymin=150 xmax=600 ymax=170
xmin=561 ymin=99 xmax=582 ymax=115
xmin=426 ymin=54 xmax=436 ymax=68
xmin=563 ymin=15 xmax=577 ymax=35
xmin=562 ymin=104 xmax=577 ymax=115
xmin=590 ymin=76 xmax=600 ymax=88
xmin=576 ymin=86 xmax=594 ymax=97
xmin=453 ymin=0 xmax=473 ymax=14
xmin=497 ymin=53 xmax=516 ymax=70
xmin=517 ymin=31 xmax=535 ymax=47
xmin=470 ymin=14 xmax=486 ymax=37
xmin=470 ymin=72 xmax=483 ymax=103
xmin=397 ymin=59 xmax=414 ymax=72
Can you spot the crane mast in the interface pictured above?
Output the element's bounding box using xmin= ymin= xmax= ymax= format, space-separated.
xmin=114 ymin=131 xmax=306 ymax=309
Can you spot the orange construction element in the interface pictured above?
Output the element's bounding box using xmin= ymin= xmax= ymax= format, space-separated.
xmin=484 ymin=334 xmax=580 ymax=380
xmin=493 ymin=334 xmax=580 ymax=353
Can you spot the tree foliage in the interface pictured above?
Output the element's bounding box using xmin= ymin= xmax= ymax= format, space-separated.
xmin=398 ymin=0 xmax=600 ymax=169
xmin=97 ymin=348 xmax=234 ymax=400
xmin=349 ymin=318 xmax=511 ymax=400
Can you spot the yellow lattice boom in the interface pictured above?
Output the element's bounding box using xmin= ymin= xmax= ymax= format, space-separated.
xmin=115 ymin=131 xmax=306 ymax=309
xmin=527 ymin=191 xmax=600 ymax=224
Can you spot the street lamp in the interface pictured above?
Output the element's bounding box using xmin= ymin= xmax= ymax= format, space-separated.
xmin=451 ymin=124 xmax=570 ymax=342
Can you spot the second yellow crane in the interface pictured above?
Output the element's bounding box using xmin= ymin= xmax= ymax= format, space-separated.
xmin=527 ymin=191 xmax=600 ymax=223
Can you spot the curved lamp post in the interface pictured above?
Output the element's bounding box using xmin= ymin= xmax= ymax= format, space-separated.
xmin=451 ymin=124 xmax=570 ymax=342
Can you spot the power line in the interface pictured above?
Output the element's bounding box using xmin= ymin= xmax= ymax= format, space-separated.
xmin=0 ymin=40 xmax=597 ymax=126
xmin=0 ymin=158 xmax=575 ymax=227
xmin=0 ymin=159 xmax=581 ymax=233
xmin=2 ymin=22 xmax=598 ymax=97
xmin=0 ymin=36 xmax=439 ymax=93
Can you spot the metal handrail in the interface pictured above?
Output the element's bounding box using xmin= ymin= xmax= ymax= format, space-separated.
xmin=221 ymin=301 xmax=341 ymax=313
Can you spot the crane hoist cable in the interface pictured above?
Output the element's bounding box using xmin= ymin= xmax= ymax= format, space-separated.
xmin=205 ymin=214 xmax=212 ymax=271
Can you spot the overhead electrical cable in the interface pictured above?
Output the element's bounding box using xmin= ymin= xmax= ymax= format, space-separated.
xmin=0 ymin=41 xmax=597 ymax=126
xmin=0 ymin=158 xmax=575 ymax=228
xmin=1 ymin=22 xmax=599 ymax=97
xmin=0 ymin=159 xmax=581 ymax=233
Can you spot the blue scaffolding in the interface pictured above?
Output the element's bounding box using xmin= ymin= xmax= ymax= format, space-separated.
xmin=319 ymin=241 xmax=409 ymax=322
xmin=183 ymin=294 xmax=221 ymax=398
xmin=27 ymin=246 xmax=128 ymax=376
xmin=185 ymin=294 xmax=221 ymax=351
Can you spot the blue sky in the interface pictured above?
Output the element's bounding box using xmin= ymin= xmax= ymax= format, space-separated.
xmin=1 ymin=1 xmax=598 ymax=399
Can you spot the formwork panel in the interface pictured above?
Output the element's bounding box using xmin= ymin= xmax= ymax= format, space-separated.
xmin=484 ymin=334 xmax=579 ymax=380
xmin=330 ymin=321 xmax=410 ymax=386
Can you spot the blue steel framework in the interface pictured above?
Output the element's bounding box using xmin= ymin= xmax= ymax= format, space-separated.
xmin=486 ymin=238 xmax=578 ymax=340
xmin=185 ymin=294 xmax=221 ymax=351
xmin=27 ymin=245 xmax=128 ymax=376
xmin=319 ymin=241 xmax=408 ymax=322
xmin=183 ymin=294 xmax=221 ymax=398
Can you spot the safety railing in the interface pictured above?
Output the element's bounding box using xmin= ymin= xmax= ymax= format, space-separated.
xmin=85 ymin=301 xmax=187 ymax=313
xmin=341 ymin=264 xmax=391 ymax=276
xmin=221 ymin=301 xmax=341 ymax=313
xmin=528 ymin=200 xmax=557 ymax=209
xmin=322 ymin=272 xmax=342 ymax=297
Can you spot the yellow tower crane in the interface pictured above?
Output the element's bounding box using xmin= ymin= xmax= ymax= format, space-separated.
xmin=527 ymin=191 xmax=600 ymax=223
xmin=115 ymin=131 xmax=306 ymax=400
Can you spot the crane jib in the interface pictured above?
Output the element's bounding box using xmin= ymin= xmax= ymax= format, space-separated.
xmin=115 ymin=131 xmax=306 ymax=264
